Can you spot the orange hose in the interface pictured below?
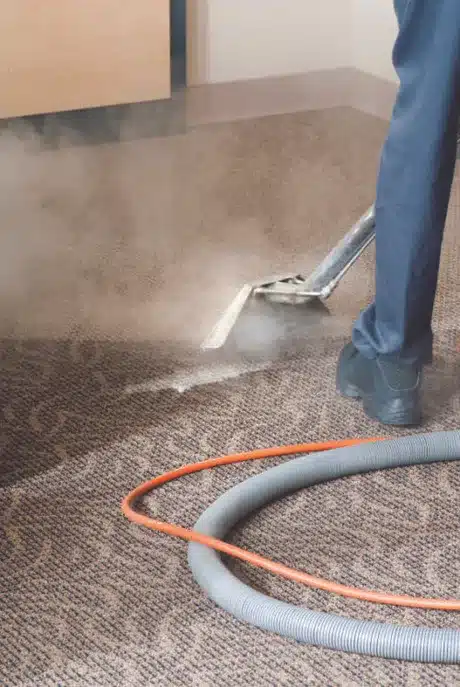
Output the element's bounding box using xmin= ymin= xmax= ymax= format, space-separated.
xmin=121 ymin=437 xmax=460 ymax=611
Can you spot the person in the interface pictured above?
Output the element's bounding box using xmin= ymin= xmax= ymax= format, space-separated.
xmin=336 ymin=0 xmax=460 ymax=426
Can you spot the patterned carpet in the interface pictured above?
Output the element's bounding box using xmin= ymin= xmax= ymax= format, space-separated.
xmin=2 ymin=107 xmax=460 ymax=686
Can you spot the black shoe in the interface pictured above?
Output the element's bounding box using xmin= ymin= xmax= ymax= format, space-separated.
xmin=336 ymin=342 xmax=422 ymax=426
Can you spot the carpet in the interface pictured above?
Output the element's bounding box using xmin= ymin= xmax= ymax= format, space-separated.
xmin=2 ymin=107 xmax=460 ymax=686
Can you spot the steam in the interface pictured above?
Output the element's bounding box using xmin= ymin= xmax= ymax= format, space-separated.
xmin=0 ymin=109 xmax=372 ymax=356
xmin=0 ymin=117 xmax=282 ymax=346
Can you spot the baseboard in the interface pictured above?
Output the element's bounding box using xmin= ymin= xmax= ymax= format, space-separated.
xmin=186 ymin=67 xmax=397 ymax=128
xmin=0 ymin=68 xmax=397 ymax=150
xmin=346 ymin=68 xmax=397 ymax=120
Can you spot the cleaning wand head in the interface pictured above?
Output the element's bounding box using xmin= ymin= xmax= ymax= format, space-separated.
xmin=201 ymin=205 xmax=376 ymax=351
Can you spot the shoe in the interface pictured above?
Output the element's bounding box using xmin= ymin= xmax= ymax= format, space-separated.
xmin=336 ymin=342 xmax=422 ymax=426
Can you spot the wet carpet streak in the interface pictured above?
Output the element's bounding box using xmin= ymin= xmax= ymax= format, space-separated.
xmin=2 ymin=107 xmax=460 ymax=685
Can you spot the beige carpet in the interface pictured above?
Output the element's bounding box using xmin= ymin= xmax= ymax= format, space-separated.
xmin=2 ymin=107 xmax=460 ymax=686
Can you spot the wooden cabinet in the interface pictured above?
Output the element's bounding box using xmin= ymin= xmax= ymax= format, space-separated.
xmin=0 ymin=0 xmax=171 ymax=119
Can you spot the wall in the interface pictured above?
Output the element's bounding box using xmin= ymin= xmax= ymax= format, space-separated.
xmin=188 ymin=0 xmax=399 ymax=86
xmin=351 ymin=0 xmax=398 ymax=83
xmin=188 ymin=0 xmax=350 ymax=84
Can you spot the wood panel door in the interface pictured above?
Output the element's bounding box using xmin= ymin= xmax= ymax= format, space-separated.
xmin=0 ymin=0 xmax=171 ymax=119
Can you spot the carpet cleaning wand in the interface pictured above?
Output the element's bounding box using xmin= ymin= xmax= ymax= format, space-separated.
xmin=201 ymin=205 xmax=376 ymax=350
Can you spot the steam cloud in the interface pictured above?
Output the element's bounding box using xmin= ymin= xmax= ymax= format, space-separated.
xmin=0 ymin=109 xmax=372 ymax=361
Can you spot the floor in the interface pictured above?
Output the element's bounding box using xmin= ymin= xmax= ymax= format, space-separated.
xmin=2 ymin=105 xmax=460 ymax=686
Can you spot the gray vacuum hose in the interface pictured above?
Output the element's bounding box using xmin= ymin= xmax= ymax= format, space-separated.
xmin=188 ymin=431 xmax=460 ymax=663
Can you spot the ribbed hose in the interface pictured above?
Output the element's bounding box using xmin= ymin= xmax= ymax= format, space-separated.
xmin=188 ymin=430 xmax=460 ymax=662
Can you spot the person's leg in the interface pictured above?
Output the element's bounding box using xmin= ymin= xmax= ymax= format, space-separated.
xmin=338 ymin=0 xmax=460 ymax=425
xmin=354 ymin=0 xmax=460 ymax=363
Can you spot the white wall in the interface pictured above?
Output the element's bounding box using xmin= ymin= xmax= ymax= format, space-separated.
xmin=188 ymin=0 xmax=398 ymax=85
xmin=351 ymin=0 xmax=398 ymax=83
xmin=189 ymin=0 xmax=351 ymax=84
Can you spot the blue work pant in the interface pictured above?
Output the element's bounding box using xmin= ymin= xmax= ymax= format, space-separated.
xmin=353 ymin=0 xmax=460 ymax=363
